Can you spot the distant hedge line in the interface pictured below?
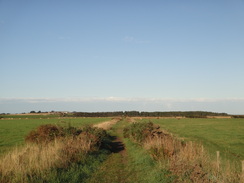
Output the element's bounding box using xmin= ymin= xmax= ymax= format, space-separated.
xmin=73 ymin=111 xmax=228 ymax=118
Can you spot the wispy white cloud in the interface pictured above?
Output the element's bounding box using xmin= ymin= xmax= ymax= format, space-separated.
xmin=1 ymin=97 xmax=244 ymax=103
xmin=123 ymin=36 xmax=135 ymax=42
xmin=1 ymin=97 xmax=244 ymax=114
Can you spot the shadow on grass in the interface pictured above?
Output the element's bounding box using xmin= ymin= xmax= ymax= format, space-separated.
xmin=108 ymin=136 xmax=125 ymax=153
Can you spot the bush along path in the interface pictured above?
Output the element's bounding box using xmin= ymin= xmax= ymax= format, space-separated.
xmin=123 ymin=120 xmax=242 ymax=183
xmin=0 ymin=124 xmax=114 ymax=183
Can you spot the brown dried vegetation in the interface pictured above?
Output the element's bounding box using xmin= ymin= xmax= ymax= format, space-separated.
xmin=0 ymin=124 xmax=110 ymax=183
xmin=124 ymin=121 xmax=242 ymax=183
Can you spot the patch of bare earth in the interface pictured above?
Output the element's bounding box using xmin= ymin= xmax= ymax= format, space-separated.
xmin=93 ymin=118 xmax=120 ymax=130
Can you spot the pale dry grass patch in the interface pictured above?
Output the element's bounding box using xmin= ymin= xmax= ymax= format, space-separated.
xmin=0 ymin=135 xmax=94 ymax=183
xmin=93 ymin=118 xmax=120 ymax=130
xmin=143 ymin=132 xmax=241 ymax=183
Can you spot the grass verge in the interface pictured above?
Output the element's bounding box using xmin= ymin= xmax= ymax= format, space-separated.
xmin=124 ymin=138 xmax=175 ymax=183
xmin=0 ymin=124 xmax=112 ymax=183
xmin=124 ymin=121 xmax=242 ymax=183
xmin=87 ymin=119 xmax=175 ymax=183
xmin=148 ymin=118 xmax=244 ymax=161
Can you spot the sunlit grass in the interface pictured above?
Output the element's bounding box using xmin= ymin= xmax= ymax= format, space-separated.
xmin=144 ymin=118 xmax=244 ymax=162
xmin=0 ymin=118 xmax=110 ymax=155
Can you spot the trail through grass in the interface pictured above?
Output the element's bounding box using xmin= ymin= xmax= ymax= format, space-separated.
xmin=86 ymin=120 xmax=129 ymax=183
xmin=86 ymin=119 xmax=174 ymax=183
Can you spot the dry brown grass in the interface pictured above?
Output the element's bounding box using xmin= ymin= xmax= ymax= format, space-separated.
xmin=143 ymin=132 xmax=241 ymax=183
xmin=0 ymin=134 xmax=95 ymax=183
xmin=93 ymin=118 xmax=120 ymax=130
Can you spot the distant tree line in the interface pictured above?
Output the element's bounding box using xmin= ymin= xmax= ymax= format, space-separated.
xmin=30 ymin=111 xmax=42 ymax=113
xmin=231 ymin=115 xmax=244 ymax=118
xmin=73 ymin=111 xmax=228 ymax=118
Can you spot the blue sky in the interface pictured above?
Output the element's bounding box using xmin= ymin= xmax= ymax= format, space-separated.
xmin=0 ymin=0 xmax=244 ymax=114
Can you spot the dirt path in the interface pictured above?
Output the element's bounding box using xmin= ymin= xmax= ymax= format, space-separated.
xmin=86 ymin=137 xmax=129 ymax=183
xmin=93 ymin=118 xmax=120 ymax=130
xmin=87 ymin=120 xmax=131 ymax=183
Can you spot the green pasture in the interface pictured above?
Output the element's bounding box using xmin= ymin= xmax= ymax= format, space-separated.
xmin=0 ymin=114 xmax=60 ymax=119
xmin=0 ymin=117 xmax=110 ymax=155
xmin=143 ymin=118 xmax=244 ymax=162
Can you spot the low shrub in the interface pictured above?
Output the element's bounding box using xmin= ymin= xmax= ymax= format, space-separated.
xmin=123 ymin=121 xmax=162 ymax=144
xmin=25 ymin=124 xmax=83 ymax=144
xmin=82 ymin=125 xmax=111 ymax=149
xmin=25 ymin=124 xmax=65 ymax=143
xmin=64 ymin=126 xmax=82 ymax=136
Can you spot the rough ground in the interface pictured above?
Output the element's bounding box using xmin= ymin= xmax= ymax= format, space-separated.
xmin=87 ymin=137 xmax=129 ymax=183
xmin=93 ymin=118 xmax=120 ymax=130
xmin=87 ymin=120 xmax=132 ymax=183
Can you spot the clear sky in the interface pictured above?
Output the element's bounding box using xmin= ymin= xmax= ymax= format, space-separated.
xmin=1 ymin=0 xmax=244 ymax=114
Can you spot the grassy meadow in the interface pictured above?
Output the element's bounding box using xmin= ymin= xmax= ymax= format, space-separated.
xmin=142 ymin=118 xmax=244 ymax=162
xmin=0 ymin=117 xmax=111 ymax=155
xmin=0 ymin=116 xmax=243 ymax=182
xmin=0 ymin=114 xmax=60 ymax=119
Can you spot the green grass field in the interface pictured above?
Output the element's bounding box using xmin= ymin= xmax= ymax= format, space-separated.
xmin=0 ymin=117 xmax=111 ymax=155
xmin=1 ymin=117 xmax=243 ymax=182
xmin=144 ymin=118 xmax=244 ymax=162
xmin=0 ymin=114 xmax=61 ymax=119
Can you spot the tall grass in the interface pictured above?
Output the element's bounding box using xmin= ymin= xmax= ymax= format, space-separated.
xmin=149 ymin=118 xmax=244 ymax=161
xmin=0 ymin=124 xmax=111 ymax=183
xmin=0 ymin=135 xmax=94 ymax=182
xmin=124 ymin=138 xmax=175 ymax=183
xmin=144 ymin=136 xmax=241 ymax=182
xmin=124 ymin=121 xmax=242 ymax=183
